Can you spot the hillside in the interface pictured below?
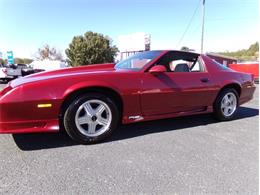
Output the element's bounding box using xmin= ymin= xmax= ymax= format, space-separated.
xmin=217 ymin=42 xmax=259 ymax=62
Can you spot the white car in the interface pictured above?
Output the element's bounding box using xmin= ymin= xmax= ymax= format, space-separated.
xmin=0 ymin=65 xmax=13 ymax=83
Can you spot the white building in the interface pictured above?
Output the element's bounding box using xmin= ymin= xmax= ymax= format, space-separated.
xmin=29 ymin=59 xmax=67 ymax=71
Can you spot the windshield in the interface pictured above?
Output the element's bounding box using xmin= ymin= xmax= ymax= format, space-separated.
xmin=115 ymin=51 xmax=162 ymax=70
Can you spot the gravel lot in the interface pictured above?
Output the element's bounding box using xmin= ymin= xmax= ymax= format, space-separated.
xmin=0 ymin=83 xmax=258 ymax=194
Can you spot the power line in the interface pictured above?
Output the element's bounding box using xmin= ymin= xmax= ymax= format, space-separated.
xmin=176 ymin=0 xmax=201 ymax=48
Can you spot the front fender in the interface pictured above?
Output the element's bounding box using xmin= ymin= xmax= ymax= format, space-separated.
xmin=62 ymin=80 xmax=123 ymax=99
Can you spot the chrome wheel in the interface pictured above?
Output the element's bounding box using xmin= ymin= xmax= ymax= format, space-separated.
xmin=75 ymin=99 xmax=112 ymax=137
xmin=221 ymin=92 xmax=237 ymax=117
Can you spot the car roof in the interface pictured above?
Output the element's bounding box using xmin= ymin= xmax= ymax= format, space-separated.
xmin=150 ymin=50 xmax=200 ymax=56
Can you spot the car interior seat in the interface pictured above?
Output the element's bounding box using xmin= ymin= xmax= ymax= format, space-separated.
xmin=174 ymin=63 xmax=190 ymax=72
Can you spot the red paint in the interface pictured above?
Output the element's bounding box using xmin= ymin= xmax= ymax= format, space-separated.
xmin=0 ymin=51 xmax=256 ymax=134
xmin=148 ymin=65 xmax=167 ymax=74
xmin=229 ymin=63 xmax=259 ymax=79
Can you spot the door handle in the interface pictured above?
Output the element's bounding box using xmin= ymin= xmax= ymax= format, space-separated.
xmin=200 ymin=78 xmax=209 ymax=83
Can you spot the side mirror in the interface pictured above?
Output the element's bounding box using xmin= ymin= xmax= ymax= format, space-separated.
xmin=149 ymin=65 xmax=167 ymax=74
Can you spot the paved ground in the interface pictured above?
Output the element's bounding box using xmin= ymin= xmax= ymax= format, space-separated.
xmin=0 ymin=83 xmax=258 ymax=194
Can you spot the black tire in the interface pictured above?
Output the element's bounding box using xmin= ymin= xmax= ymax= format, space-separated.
xmin=63 ymin=92 xmax=119 ymax=144
xmin=213 ymin=88 xmax=239 ymax=121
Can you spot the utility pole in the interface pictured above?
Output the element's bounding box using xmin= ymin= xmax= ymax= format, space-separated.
xmin=201 ymin=0 xmax=205 ymax=54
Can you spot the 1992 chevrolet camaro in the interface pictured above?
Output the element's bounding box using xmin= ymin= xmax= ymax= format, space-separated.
xmin=0 ymin=50 xmax=256 ymax=144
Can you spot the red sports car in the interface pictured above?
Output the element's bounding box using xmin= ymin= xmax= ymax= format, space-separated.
xmin=0 ymin=50 xmax=256 ymax=144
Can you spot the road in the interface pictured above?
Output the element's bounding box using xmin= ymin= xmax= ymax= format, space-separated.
xmin=0 ymin=84 xmax=258 ymax=194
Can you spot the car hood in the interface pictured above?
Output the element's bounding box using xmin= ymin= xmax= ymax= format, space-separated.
xmin=10 ymin=63 xmax=116 ymax=88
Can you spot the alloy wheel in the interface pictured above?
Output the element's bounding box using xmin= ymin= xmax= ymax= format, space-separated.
xmin=221 ymin=92 xmax=237 ymax=117
xmin=75 ymin=99 xmax=112 ymax=137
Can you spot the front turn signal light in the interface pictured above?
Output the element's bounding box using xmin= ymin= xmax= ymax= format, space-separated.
xmin=37 ymin=103 xmax=52 ymax=108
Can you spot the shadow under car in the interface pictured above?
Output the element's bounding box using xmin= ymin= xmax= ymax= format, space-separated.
xmin=12 ymin=106 xmax=259 ymax=151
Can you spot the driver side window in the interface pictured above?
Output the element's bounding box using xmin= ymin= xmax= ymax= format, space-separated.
xmin=169 ymin=59 xmax=204 ymax=72
xmin=154 ymin=51 xmax=204 ymax=73
xmin=169 ymin=59 xmax=191 ymax=72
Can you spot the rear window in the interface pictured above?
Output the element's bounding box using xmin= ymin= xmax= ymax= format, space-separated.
xmin=213 ymin=60 xmax=232 ymax=70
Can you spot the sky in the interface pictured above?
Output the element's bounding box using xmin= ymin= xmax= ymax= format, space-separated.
xmin=0 ymin=0 xmax=259 ymax=58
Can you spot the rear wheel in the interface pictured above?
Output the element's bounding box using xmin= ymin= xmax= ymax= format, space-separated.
xmin=213 ymin=88 xmax=239 ymax=121
xmin=64 ymin=93 xmax=119 ymax=144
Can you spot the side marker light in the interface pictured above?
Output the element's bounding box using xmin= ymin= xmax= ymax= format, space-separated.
xmin=37 ymin=104 xmax=52 ymax=108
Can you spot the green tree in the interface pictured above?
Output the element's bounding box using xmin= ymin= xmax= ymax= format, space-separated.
xmin=15 ymin=58 xmax=24 ymax=64
xmin=0 ymin=58 xmax=5 ymax=65
xmin=23 ymin=58 xmax=33 ymax=64
xmin=180 ymin=46 xmax=190 ymax=51
xmin=218 ymin=42 xmax=259 ymax=61
xmin=14 ymin=58 xmax=33 ymax=64
xmin=36 ymin=44 xmax=63 ymax=60
xmin=66 ymin=31 xmax=118 ymax=67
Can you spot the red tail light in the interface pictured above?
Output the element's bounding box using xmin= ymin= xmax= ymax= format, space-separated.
xmin=251 ymin=74 xmax=254 ymax=82
xmin=2 ymin=68 xmax=7 ymax=75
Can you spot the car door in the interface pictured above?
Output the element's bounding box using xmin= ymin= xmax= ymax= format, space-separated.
xmin=140 ymin=54 xmax=218 ymax=116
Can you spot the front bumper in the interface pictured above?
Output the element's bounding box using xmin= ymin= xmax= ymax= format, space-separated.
xmin=0 ymin=119 xmax=59 ymax=134
xmin=0 ymin=94 xmax=61 ymax=134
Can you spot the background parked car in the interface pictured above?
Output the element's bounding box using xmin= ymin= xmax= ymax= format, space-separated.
xmin=0 ymin=63 xmax=45 ymax=83
xmin=6 ymin=64 xmax=23 ymax=78
xmin=0 ymin=64 xmax=13 ymax=83
xmin=17 ymin=63 xmax=36 ymax=76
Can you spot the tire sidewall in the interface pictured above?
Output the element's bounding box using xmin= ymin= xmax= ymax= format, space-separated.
xmin=64 ymin=93 xmax=119 ymax=144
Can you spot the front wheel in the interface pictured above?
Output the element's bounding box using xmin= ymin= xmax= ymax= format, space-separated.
xmin=64 ymin=93 xmax=119 ymax=144
xmin=213 ymin=88 xmax=239 ymax=121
